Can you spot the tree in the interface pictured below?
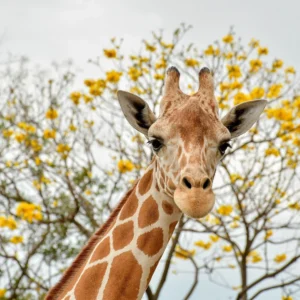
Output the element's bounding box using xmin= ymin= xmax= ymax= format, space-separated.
xmin=0 ymin=24 xmax=299 ymax=300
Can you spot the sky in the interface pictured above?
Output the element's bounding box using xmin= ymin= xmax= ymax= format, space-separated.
xmin=1 ymin=0 xmax=299 ymax=299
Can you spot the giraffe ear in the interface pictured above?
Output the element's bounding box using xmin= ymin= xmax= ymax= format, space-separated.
xmin=222 ymin=100 xmax=267 ymax=138
xmin=117 ymin=90 xmax=156 ymax=136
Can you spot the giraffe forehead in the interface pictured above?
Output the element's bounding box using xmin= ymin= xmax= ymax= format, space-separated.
xmin=152 ymin=99 xmax=229 ymax=145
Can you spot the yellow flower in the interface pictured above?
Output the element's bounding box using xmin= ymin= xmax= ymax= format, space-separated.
xmin=85 ymin=189 xmax=92 ymax=195
xmin=160 ymin=41 xmax=174 ymax=49
xmin=288 ymin=202 xmax=300 ymax=210
xmin=265 ymin=147 xmax=280 ymax=157
xmin=222 ymin=34 xmax=234 ymax=43
xmin=103 ymin=49 xmax=117 ymax=58
xmin=118 ymin=159 xmax=134 ymax=173
xmin=285 ymin=66 xmax=295 ymax=74
xmin=249 ymin=38 xmax=260 ymax=48
xmin=145 ymin=43 xmax=156 ymax=52
xmin=234 ymin=92 xmax=249 ymax=105
xmin=204 ymin=45 xmax=220 ymax=56
xmin=16 ymin=202 xmax=43 ymax=223
xmin=274 ymin=253 xmax=287 ymax=263
xmin=227 ymin=65 xmax=242 ymax=79
xmin=209 ymin=235 xmax=220 ymax=243
xmin=272 ymin=59 xmax=283 ymax=69
xmin=175 ymin=245 xmax=195 ymax=259
xmin=0 ymin=289 xmax=6 ymax=297
xmin=224 ymin=52 xmax=233 ymax=60
xmin=267 ymin=84 xmax=283 ymax=98
xmin=0 ymin=216 xmax=17 ymax=230
xmin=106 ymin=70 xmax=122 ymax=83
xmin=155 ymin=58 xmax=167 ymax=69
xmin=230 ymin=174 xmax=243 ymax=183
xmin=222 ymin=245 xmax=233 ymax=252
xmin=84 ymin=79 xmax=95 ymax=87
xmin=185 ymin=58 xmax=200 ymax=67
xmin=194 ymin=240 xmax=212 ymax=250
xmin=250 ymin=251 xmax=262 ymax=263
xmin=70 ymin=92 xmax=81 ymax=105
xmin=56 ymin=144 xmax=71 ymax=153
xmin=265 ymin=230 xmax=273 ymax=240
xmin=250 ymin=59 xmax=263 ymax=72
xmin=154 ymin=73 xmax=164 ymax=81
xmin=257 ymin=47 xmax=268 ymax=55
xmin=2 ymin=129 xmax=14 ymax=138
xmin=43 ymin=129 xmax=56 ymax=139
xmin=46 ymin=108 xmax=58 ymax=119
xmin=219 ymin=82 xmax=230 ymax=92
xmin=230 ymin=81 xmax=243 ymax=90
xmin=69 ymin=124 xmax=77 ymax=131
xmin=15 ymin=133 xmax=26 ymax=143
xmin=266 ymin=107 xmax=293 ymax=121
xmin=250 ymin=87 xmax=265 ymax=99
xmin=128 ymin=67 xmax=142 ymax=81
xmin=30 ymin=139 xmax=42 ymax=152
xmin=237 ymin=53 xmax=247 ymax=60
xmin=217 ymin=204 xmax=233 ymax=216
xmin=10 ymin=235 xmax=23 ymax=244
xmin=83 ymin=95 xmax=93 ymax=103
xmin=282 ymin=296 xmax=293 ymax=300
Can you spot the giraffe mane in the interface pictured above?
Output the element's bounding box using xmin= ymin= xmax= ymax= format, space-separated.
xmin=46 ymin=181 xmax=138 ymax=300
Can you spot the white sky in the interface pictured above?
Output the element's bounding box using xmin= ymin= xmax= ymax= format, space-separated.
xmin=1 ymin=0 xmax=299 ymax=299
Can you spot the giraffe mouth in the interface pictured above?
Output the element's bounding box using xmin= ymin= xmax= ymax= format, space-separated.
xmin=173 ymin=187 xmax=215 ymax=218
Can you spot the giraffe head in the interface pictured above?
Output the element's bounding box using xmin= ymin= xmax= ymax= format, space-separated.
xmin=118 ymin=67 xmax=266 ymax=218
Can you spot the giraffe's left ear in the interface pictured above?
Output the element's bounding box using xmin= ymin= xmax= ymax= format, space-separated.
xmin=117 ymin=91 xmax=156 ymax=136
xmin=222 ymin=100 xmax=267 ymax=138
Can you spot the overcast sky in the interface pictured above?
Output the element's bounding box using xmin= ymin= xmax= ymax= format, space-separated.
xmin=1 ymin=1 xmax=299 ymax=299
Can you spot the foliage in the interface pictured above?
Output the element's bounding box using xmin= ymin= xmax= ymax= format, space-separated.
xmin=0 ymin=25 xmax=300 ymax=299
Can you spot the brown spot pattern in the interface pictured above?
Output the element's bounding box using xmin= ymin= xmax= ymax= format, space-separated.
xmin=138 ymin=169 xmax=153 ymax=195
xmin=74 ymin=262 xmax=107 ymax=300
xmin=90 ymin=237 xmax=110 ymax=262
xmin=112 ymin=221 xmax=134 ymax=250
xmin=103 ymin=251 xmax=142 ymax=300
xmin=137 ymin=228 xmax=164 ymax=256
xmin=119 ymin=192 xmax=139 ymax=220
xmin=138 ymin=196 xmax=159 ymax=228
xmin=162 ymin=200 xmax=174 ymax=215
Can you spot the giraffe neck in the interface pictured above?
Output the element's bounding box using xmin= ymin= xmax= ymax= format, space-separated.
xmin=46 ymin=160 xmax=181 ymax=300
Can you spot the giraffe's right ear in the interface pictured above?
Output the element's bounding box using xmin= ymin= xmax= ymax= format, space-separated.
xmin=117 ymin=91 xmax=156 ymax=136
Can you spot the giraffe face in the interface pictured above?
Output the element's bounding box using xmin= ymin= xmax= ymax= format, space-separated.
xmin=117 ymin=67 xmax=267 ymax=219
xmin=147 ymin=98 xmax=231 ymax=218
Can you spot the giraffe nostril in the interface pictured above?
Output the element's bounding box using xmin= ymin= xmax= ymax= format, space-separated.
xmin=202 ymin=178 xmax=211 ymax=190
xmin=182 ymin=177 xmax=192 ymax=189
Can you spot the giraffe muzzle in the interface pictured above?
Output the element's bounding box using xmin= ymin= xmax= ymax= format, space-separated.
xmin=173 ymin=175 xmax=215 ymax=218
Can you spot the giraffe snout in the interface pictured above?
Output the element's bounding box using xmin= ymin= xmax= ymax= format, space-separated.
xmin=181 ymin=175 xmax=211 ymax=190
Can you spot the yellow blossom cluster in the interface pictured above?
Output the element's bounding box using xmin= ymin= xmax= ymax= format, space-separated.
xmin=43 ymin=129 xmax=56 ymax=139
xmin=204 ymin=45 xmax=220 ymax=56
xmin=217 ymin=204 xmax=233 ymax=216
xmin=185 ymin=58 xmax=200 ymax=67
xmin=16 ymin=202 xmax=43 ymax=223
xmin=194 ymin=240 xmax=212 ymax=250
xmin=10 ymin=235 xmax=23 ymax=244
xmin=0 ymin=216 xmax=17 ymax=229
xmin=274 ymin=253 xmax=287 ymax=263
xmin=106 ymin=70 xmax=122 ymax=83
xmin=45 ymin=108 xmax=58 ymax=119
xmin=0 ymin=289 xmax=6 ymax=297
xmin=103 ymin=48 xmax=117 ymax=58
xmin=117 ymin=159 xmax=134 ymax=173
xmin=174 ymin=245 xmax=195 ymax=259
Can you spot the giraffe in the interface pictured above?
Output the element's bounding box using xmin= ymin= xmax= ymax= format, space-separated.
xmin=46 ymin=67 xmax=267 ymax=300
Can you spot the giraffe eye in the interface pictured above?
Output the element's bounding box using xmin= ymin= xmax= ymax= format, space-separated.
xmin=219 ymin=142 xmax=231 ymax=155
xmin=148 ymin=139 xmax=163 ymax=152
